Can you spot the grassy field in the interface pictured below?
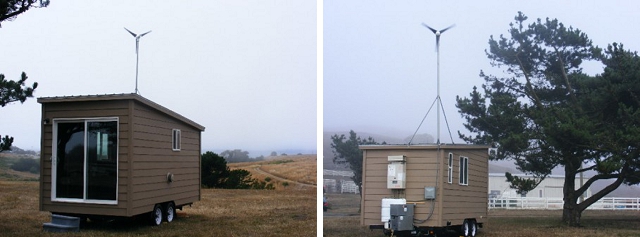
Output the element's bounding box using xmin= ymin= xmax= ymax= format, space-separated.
xmin=0 ymin=153 xmax=39 ymax=181
xmin=0 ymin=180 xmax=316 ymax=237
xmin=228 ymin=154 xmax=317 ymax=190
xmin=323 ymin=193 xmax=640 ymax=237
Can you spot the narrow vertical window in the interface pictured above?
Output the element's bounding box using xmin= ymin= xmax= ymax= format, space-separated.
xmin=459 ymin=156 xmax=468 ymax=185
xmin=172 ymin=129 xmax=181 ymax=151
xmin=447 ymin=153 xmax=453 ymax=184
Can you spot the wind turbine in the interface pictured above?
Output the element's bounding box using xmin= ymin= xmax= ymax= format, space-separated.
xmin=422 ymin=23 xmax=455 ymax=144
xmin=124 ymin=27 xmax=152 ymax=94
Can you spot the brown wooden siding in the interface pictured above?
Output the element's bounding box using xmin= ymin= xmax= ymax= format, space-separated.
xmin=40 ymin=99 xmax=132 ymax=216
xmin=360 ymin=145 xmax=488 ymax=227
xmin=128 ymin=102 xmax=200 ymax=215
xmin=39 ymin=94 xmax=203 ymax=217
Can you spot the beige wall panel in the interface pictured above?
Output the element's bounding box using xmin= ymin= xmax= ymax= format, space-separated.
xmin=362 ymin=194 xmax=392 ymax=202
xmin=132 ymin=184 xmax=199 ymax=199
xmin=364 ymin=176 xmax=387 ymax=182
xmin=132 ymin=180 xmax=199 ymax=193
xmin=131 ymin=168 xmax=198 ymax=178
xmin=363 ymin=188 xmax=392 ymax=195
xmin=442 ymin=186 xmax=487 ymax=195
xmin=47 ymin=109 xmax=129 ymax=119
xmin=131 ymin=160 xmax=198 ymax=170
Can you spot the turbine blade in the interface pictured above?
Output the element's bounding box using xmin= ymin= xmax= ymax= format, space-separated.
xmin=139 ymin=30 xmax=152 ymax=37
xmin=421 ymin=23 xmax=437 ymax=34
xmin=440 ymin=24 xmax=456 ymax=33
xmin=124 ymin=27 xmax=137 ymax=37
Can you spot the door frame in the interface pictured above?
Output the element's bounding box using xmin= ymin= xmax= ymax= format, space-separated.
xmin=51 ymin=117 xmax=119 ymax=205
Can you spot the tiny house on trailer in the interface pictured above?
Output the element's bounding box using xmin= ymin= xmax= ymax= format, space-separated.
xmin=360 ymin=144 xmax=489 ymax=237
xmin=38 ymin=94 xmax=205 ymax=227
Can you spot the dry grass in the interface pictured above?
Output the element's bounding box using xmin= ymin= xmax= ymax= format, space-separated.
xmin=0 ymin=180 xmax=316 ymax=237
xmin=323 ymin=193 xmax=640 ymax=237
xmin=228 ymin=155 xmax=317 ymax=190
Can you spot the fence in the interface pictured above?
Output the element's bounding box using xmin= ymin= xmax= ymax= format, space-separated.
xmin=323 ymin=179 xmax=337 ymax=193
xmin=323 ymin=169 xmax=354 ymax=177
xmin=340 ymin=180 xmax=359 ymax=194
xmin=489 ymin=197 xmax=640 ymax=210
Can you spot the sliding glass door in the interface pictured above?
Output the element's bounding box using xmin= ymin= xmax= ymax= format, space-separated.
xmin=53 ymin=119 xmax=118 ymax=203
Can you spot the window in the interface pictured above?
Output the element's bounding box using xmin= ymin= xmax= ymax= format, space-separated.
xmin=52 ymin=118 xmax=118 ymax=204
xmin=459 ymin=156 xmax=468 ymax=185
xmin=172 ymin=129 xmax=181 ymax=151
xmin=447 ymin=153 xmax=453 ymax=184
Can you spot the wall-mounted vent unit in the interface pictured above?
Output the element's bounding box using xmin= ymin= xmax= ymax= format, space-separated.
xmin=387 ymin=155 xmax=406 ymax=189
xmin=388 ymin=155 xmax=405 ymax=162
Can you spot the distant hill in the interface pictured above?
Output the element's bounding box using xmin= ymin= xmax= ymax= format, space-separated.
xmin=0 ymin=152 xmax=39 ymax=181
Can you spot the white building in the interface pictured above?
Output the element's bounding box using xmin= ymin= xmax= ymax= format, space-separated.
xmin=489 ymin=173 xmax=592 ymax=198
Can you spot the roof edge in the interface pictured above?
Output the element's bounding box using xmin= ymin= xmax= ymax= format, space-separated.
xmin=38 ymin=93 xmax=205 ymax=131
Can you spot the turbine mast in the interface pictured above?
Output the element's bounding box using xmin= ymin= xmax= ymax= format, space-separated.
xmin=124 ymin=27 xmax=152 ymax=94
xmin=422 ymin=23 xmax=454 ymax=144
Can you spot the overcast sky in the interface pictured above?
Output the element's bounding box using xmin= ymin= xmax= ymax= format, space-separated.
xmin=324 ymin=1 xmax=640 ymax=143
xmin=1 ymin=1 xmax=316 ymax=155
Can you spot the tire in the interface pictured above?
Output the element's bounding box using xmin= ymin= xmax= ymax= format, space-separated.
xmin=469 ymin=219 xmax=477 ymax=237
xmin=164 ymin=202 xmax=176 ymax=223
xmin=151 ymin=204 xmax=163 ymax=226
xmin=461 ymin=219 xmax=470 ymax=236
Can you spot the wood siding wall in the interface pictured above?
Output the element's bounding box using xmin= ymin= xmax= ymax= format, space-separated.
xmin=129 ymin=101 xmax=201 ymax=215
xmin=440 ymin=149 xmax=489 ymax=226
xmin=40 ymin=97 xmax=202 ymax=217
xmin=360 ymin=146 xmax=488 ymax=227
xmin=40 ymin=100 xmax=131 ymax=216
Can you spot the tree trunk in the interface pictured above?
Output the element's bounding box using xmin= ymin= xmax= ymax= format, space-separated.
xmin=561 ymin=162 xmax=628 ymax=226
xmin=562 ymin=163 xmax=581 ymax=226
xmin=562 ymin=201 xmax=582 ymax=226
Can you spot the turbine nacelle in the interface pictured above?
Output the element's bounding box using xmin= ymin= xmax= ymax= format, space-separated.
xmin=422 ymin=23 xmax=455 ymax=52
xmin=124 ymin=27 xmax=152 ymax=53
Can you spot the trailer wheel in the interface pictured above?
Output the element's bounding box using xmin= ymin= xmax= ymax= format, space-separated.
xmin=164 ymin=202 xmax=176 ymax=223
xmin=469 ymin=219 xmax=477 ymax=237
xmin=461 ymin=219 xmax=470 ymax=236
xmin=151 ymin=204 xmax=163 ymax=226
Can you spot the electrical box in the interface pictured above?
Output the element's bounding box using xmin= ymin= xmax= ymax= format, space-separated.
xmin=424 ymin=186 xmax=436 ymax=200
xmin=387 ymin=156 xmax=406 ymax=189
xmin=390 ymin=204 xmax=414 ymax=231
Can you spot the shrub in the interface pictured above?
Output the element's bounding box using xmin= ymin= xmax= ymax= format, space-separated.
xmin=10 ymin=158 xmax=39 ymax=174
